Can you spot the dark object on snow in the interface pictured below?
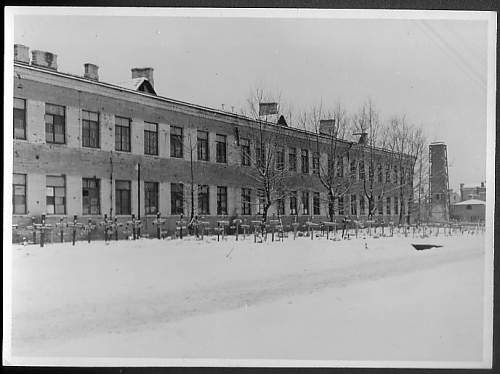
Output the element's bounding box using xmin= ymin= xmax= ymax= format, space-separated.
xmin=412 ymin=244 xmax=443 ymax=251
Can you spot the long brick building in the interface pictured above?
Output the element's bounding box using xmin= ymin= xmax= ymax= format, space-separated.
xmin=11 ymin=45 xmax=414 ymax=238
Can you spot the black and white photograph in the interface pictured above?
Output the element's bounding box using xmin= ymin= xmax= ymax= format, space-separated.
xmin=3 ymin=7 xmax=496 ymax=368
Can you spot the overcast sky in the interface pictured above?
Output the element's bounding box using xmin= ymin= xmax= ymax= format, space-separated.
xmin=13 ymin=11 xmax=491 ymax=191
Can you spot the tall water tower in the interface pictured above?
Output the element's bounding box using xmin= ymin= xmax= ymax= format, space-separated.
xmin=429 ymin=142 xmax=450 ymax=221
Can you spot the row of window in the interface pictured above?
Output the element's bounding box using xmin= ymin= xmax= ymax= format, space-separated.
xmin=13 ymin=99 xmax=407 ymax=180
xmin=13 ymin=173 xmax=407 ymax=217
xmin=13 ymin=99 xmax=229 ymax=162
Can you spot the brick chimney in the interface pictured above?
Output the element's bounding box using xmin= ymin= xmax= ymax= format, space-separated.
xmin=131 ymin=67 xmax=154 ymax=87
xmin=84 ymin=63 xmax=99 ymax=81
xmin=14 ymin=44 xmax=30 ymax=63
xmin=31 ymin=50 xmax=58 ymax=70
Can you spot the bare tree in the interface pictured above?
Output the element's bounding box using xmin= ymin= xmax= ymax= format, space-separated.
xmin=384 ymin=116 xmax=425 ymax=224
xmin=300 ymin=102 xmax=355 ymax=221
xmin=240 ymin=88 xmax=294 ymax=222
xmin=352 ymin=100 xmax=385 ymax=219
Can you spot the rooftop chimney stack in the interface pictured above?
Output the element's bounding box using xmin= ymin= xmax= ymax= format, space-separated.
xmin=131 ymin=67 xmax=154 ymax=87
xmin=14 ymin=44 xmax=30 ymax=63
xmin=31 ymin=50 xmax=58 ymax=70
xmin=481 ymin=181 xmax=485 ymax=188
xmin=84 ymin=63 xmax=99 ymax=81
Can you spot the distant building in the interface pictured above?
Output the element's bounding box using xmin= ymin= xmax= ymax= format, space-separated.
xmin=450 ymin=199 xmax=485 ymax=223
xmin=459 ymin=182 xmax=486 ymax=201
xmin=448 ymin=189 xmax=460 ymax=204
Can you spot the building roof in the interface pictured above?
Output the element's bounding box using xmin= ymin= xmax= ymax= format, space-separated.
xmin=14 ymin=62 xmax=414 ymax=160
xmin=115 ymin=78 xmax=156 ymax=95
xmin=453 ymin=199 xmax=486 ymax=206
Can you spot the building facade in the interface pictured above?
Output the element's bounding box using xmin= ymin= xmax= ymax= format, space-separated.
xmin=459 ymin=182 xmax=486 ymax=202
xmin=12 ymin=45 xmax=414 ymax=238
xmin=450 ymin=199 xmax=485 ymax=222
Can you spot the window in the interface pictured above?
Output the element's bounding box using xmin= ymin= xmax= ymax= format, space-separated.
xmin=13 ymin=173 xmax=26 ymax=214
xmin=241 ymin=188 xmax=252 ymax=215
xmin=394 ymin=196 xmax=399 ymax=215
xmin=377 ymin=197 xmax=384 ymax=215
xmin=256 ymin=144 xmax=265 ymax=168
xmin=216 ymin=134 xmax=227 ymax=163
xmin=338 ymin=196 xmax=344 ymax=215
xmin=359 ymin=161 xmax=365 ymax=181
xmin=289 ymin=191 xmax=298 ymax=215
xmin=170 ymin=126 xmax=183 ymax=158
xmin=82 ymin=178 xmax=100 ymax=215
xmin=81 ymin=110 xmax=100 ymax=148
xmin=350 ymin=194 xmax=357 ymax=215
xmin=288 ymin=148 xmax=297 ymax=171
xmin=466 ymin=205 xmax=472 ymax=210
xmin=386 ymin=197 xmax=391 ymax=215
xmin=217 ymin=186 xmax=228 ymax=215
xmin=350 ymin=160 xmax=357 ymax=180
xmin=45 ymin=103 xmax=65 ymax=144
xmin=302 ymin=191 xmax=310 ymax=215
xmin=328 ymin=155 xmax=335 ymax=176
xmin=115 ymin=180 xmax=131 ymax=215
xmin=197 ymin=131 xmax=209 ymax=161
xmin=144 ymin=122 xmax=158 ymax=155
xmin=276 ymin=147 xmax=285 ymax=170
xmin=312 ymin=152 xmax=320 ymax=175
xmin=360 ymin=196 xmax=365 ymax=215
xmin=337 ymin=156 xmax=344 ymax=177
xmin=14 ymin=98 xmax=26 ymax=140
xmin=377 ymin=163 xmax=383 ymax=183
xmin=46 ymin=175 xmax=66 ymax=214
xmin=385 ymin=165 xmax=391 ymax=183
xmin=241 ymin=138 xmax=251 ymax=166
xmin=144 ymin=181 xmax=159 ymax=214
xmin=115 ymin=116 xmax=131 ymax=152
xmin=301 ymin=149 xmax=309 ymax=174
xmin=313 ymin=192 xmax=320 ymax=215
xmin=198 ymin=185 xmax=210 ymax=215
xmin=171 ymin=183 xmax=184 ymax=215
xmin=277 ymin=196 xmax=285 ymax=216
xmin=393 ymin=166 xmax=399 ymax=184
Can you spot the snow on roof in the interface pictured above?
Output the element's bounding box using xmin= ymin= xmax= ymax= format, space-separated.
xmin=115 ymin=77 xmax=148 ymax=91
xmin=453 ymin=199 xmax=486 ymax=206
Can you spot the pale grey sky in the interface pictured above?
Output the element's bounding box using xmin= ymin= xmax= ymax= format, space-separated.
xmin=13 ymin=13 xmax=489 ymax=191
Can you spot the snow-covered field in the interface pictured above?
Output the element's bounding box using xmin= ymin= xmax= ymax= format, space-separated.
xmin=6 ymin=233 xmax=488 ymax=366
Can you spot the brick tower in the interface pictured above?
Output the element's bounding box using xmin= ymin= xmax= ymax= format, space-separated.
xmin=429 ymin=142 xmax=450 ymax=222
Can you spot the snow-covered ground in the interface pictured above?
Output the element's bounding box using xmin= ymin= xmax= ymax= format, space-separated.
xmin=7 ymin=233 xmax=487 ymax=366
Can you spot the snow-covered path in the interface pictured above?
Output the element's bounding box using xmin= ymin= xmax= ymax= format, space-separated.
xmin=9 ymin=234 xmax=486 ymax=364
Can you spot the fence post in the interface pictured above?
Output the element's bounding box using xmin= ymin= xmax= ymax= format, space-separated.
xmin=72 ymin=215 xmax=77 ymax=245
xmin=87 ymin=218 xmax=92 ymax=243
xmin=131 ymin=214 xmax=136 ymax=240
xmin=156 ymin=212 xmax=161 ymax=239
xmin=104 ymin=214 xmax=109 ymax=243
xmin=59 ymin=217 xmax=64 ymax=243
xmin=40 ymin=214 xmax=46 ymax=248
xmin=32 ymin=216 xmax=37 ymax=244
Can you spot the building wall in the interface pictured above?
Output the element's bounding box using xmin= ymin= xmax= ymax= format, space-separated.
xmin=450 ymin=204 xmax=485 ymax=222
xmin=12 ymin=64 xmax=414 ymax=238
